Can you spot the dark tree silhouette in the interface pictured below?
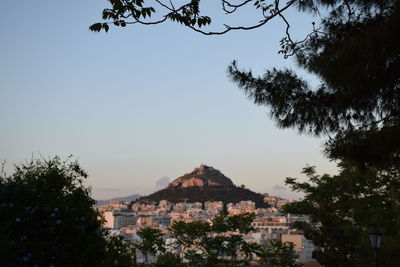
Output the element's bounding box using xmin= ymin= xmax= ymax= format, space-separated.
xmin=0 ymin=157 xmax=131 ymax=267
xmin=284 ymin=163 xmax=400 ymax=267
xmin=90 ymin=0 xmax=298 ymax=35
xmin=228 ymin=0 xmax=400 ymax=168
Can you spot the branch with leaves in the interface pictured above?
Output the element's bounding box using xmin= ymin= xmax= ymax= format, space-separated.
xmin=90 ymin=0 xmax=300 ymax=35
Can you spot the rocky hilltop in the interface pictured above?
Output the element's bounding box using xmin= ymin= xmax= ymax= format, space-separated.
xmin=168 ymin=164 xmax=234 ymax=188
xmin=135 ymin=164 xmax=267 ymax=208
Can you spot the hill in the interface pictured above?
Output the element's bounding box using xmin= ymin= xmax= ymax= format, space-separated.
xmin=135 ymin=164 xmax=267 ymax=208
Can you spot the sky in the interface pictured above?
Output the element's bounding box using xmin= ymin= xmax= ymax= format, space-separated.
xmin=0 ymin=0 xmax=337 ymax=200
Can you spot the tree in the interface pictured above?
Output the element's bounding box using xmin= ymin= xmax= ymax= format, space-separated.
xmin=104 ymin=234 xmax=135 ymax=267
xmin=0 ymin=156 xmax=114 ymax=267
xmin=208 ymin=211 xmax=258 ymax=264
xmin=258 ymin=239 xmax=301 ymax=267
xmin=89 ymin=0 xmax=298 ymax=34
xmin=136 ymin=227 xmax=165 ymax=264
xmin=228 ymin=0 xmax=400 ymax=169
xmin=211 ymin=211 xmax=256 ymax=234
xmin=169 ymin=220 xmax=211 ymax=264
xmin=135 ymin=212 xmax=296 ymax=265
xmin=240 ymin=241 xmax=262 ymax=263
xmin=283 ymin=163 xmax=400 ymax=267
xmin=169 ymin=212 xmax=262 ymax=265
xmin=155 ymin=252 xmax=183 ymax=267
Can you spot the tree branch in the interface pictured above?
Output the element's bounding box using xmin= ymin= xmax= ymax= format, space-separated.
xmin=222 ymin=0 xmax=252 ymax=14
xmin=186 ymin=0 xmax=296 ymax=35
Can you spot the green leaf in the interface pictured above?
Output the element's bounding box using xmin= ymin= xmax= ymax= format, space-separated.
xmin=103 ymin=23 xmax=109 ymax=33
xmin=89 ymin=23 xmax=102 ymax=32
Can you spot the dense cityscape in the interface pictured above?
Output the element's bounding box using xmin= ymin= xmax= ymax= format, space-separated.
xmin=96 ymin=165 xmax=317 ymax=265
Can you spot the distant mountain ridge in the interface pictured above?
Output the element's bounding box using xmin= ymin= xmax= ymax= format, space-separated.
xmin=96 ymin=194 xmax=141 ymax=206
xmin=135 ymin=164 xmax=267 ymax=208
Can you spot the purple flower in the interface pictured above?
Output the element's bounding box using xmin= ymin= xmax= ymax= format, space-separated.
xmin=56 ymin=220 xmax=62 ymax=225
xmin=16 ymin=218 xmax=21 ymax=223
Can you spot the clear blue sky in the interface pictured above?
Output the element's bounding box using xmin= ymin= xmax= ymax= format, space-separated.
xmin=0 ymin=0 xmax=336 ymax=199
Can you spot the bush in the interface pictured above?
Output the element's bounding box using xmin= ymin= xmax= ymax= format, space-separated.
xmin=0 ymin=157 xmax=126 ymax=267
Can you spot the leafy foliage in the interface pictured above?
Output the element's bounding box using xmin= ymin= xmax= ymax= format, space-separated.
xmin=258 ymin=239 xmax=301 ymax=267
xmin=169 ymin=212 xmax=264 ymax=265
xmin=170 ymin=220 xmax=210 ymax=251
xmin=154 ymin=252 xmax=183 ymax=267
xmin=91 ymin=0 xmax=303 ymax=34
xmin=136 ymin=227 xmax=165 ymax=263
xmin=136 ymin=206 xmax=295 ymax=266
xmin=90 ymin=0 xmax=211 ymax=33
xmin=170 ymin=220 xmax=211 ymax=264
xmin=211 ymin=211 xmax=255 ymax=234
xmin=104 ymin=234 xmax=135 ymax=267
xmin=0 ymin=157 xmax=111 ymax=267
xmin=283 ymin=163 xmax=400 ymax=267
xmin=240 ymin=240 xmax=262 ymax=262
xmin=228 ymin=0 xmax=400 ymax=168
